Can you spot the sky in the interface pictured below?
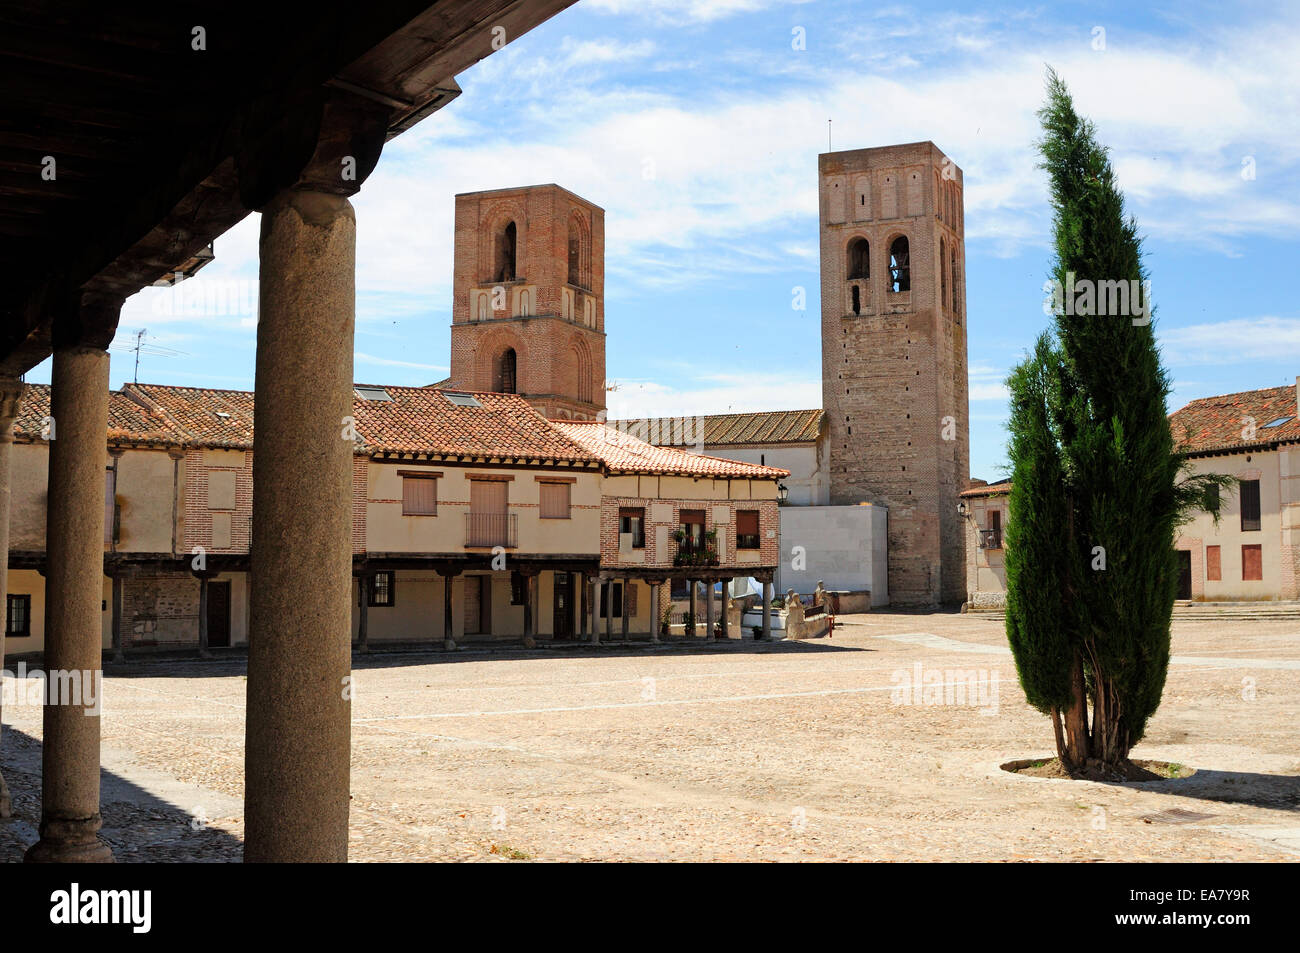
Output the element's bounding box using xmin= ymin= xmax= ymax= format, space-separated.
xmin=26 ymin=0 xmax=1300 ymax=481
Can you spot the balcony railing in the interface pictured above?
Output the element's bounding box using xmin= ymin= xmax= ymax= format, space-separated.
xmin=465 ymin=512 xmax=517 ymax=548
xmin=978 ymin=529 xmax=1002 ymax=550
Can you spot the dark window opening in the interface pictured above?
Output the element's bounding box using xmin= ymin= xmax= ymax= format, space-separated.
xmin=495 ymin=221 xmax=517 ymax=282
xmin=600 ymin=581 xmax=624 ymax=619
xmin=888 ymin=236 xmax=910 ymax=293
xmin=6 ymin=594 xmax=31 ymax=637
xmin=679 ymin=509 xmax=706 ymax=551
xmin=498 ymin=347 xmax=517 ymax=395
xmin=619 ymin=508 xmax=645 ymax=548
xmin=736 ymin=510 xmax=760 ymax=549
xmin=846 ymin=237 xmax=869 ymax=280
xmin=1240 ymin=479 xmax=1261 ymax=532
xmin=567 ymin=219 xmax=583 ymax=287
xmin=368 ymin=571 xmax=395 ymax=607
xmin=850 ymin=285 xmax=861 ymax=315
xmin=511 ymin=572 xmax=526 ymax=605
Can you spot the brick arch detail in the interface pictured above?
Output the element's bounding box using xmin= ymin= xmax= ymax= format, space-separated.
xmin=478 ymin=199 xmax=528 ymax=283
xmin=474 ymin=327 xmax=530 ymax=394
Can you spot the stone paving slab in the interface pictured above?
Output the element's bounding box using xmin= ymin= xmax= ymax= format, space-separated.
xmin=2 ymin=610 xmax=1297 ymax=862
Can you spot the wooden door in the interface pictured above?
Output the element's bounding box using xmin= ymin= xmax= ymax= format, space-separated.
xmin=553 ymin=572 xmax=572 ymax=639
xmin=1176 ymin=550 xmax=1192 ymax=600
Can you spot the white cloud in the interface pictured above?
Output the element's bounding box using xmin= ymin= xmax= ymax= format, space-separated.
xmin=1159 ymin=316 xmax=1300 ymax=366
xmin=607 ymin=368 xmax=820 ymax=419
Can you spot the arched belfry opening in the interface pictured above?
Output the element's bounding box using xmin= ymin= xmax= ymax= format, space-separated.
xmin=497 ymin=347 xmax=517 ymax=394
xmin=495 ymin=220 xmax=517 ymax=283
xmin=566 ymin=212 xmax=590 ymax=289
xmin=888 ymin=235 xmax=910 ymax=293
xmin=846 ymin=237 xmax=869 ymax=280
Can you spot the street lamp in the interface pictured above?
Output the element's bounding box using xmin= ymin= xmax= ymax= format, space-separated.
xmin=777 ymin=483 xmax=789 ymax=504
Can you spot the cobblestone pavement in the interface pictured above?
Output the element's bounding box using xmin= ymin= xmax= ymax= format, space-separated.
xmin=3 ymin=610 xmax=1298 ymax=861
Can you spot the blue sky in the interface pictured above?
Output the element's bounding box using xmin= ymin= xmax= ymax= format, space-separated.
xmin=28 ymin=0 xmax=1300 ymax=480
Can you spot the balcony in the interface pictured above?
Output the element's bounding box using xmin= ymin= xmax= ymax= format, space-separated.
xmin=465 ymin=512 xmax=517 ymax=548
xmin=978 ymin=529 xmax=1002 ymax=550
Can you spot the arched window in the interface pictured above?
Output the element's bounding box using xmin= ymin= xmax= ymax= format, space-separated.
xmin=888 ymin=236 xmax=910 ymax=293
xmin=498 ymin=348 xmax=517 ymax=394
xmin=850 ymin=285 xmax=861 ymax=316
xmin=568 ymin=219 xmax=581 ymax=286
xmin=950 ymin=246 xmax=960 ymax=316
xmin=940 ymin=238 xmax=947 ymax=309
xmin=846 ymin=237 xmax=869 ymax=280
xmin=495 ymin=221 xmax=517 ymax=283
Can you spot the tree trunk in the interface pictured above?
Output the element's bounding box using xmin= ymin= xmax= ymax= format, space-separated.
xmin=1062 ymin=651 xmax=1090 ymax=770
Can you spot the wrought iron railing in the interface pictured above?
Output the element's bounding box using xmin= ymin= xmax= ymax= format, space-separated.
xmin=978 ymin=529 xmax=1002 ymax=550
xmin=465 ymin=512 xmax=517 ymax=548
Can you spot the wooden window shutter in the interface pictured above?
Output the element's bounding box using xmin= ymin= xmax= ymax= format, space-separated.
xmin=1205 ymin=545 xmax=1221 ymax=581
xmin=402 ymin=476 xmax=437 ymax=515
xmin=539 ymin=481 xmax=570 ymax=519
xmin=1242 ymin=544 xmax=1263 ymax=581
xmin=736 ymin=510 xmax=759 ymax=537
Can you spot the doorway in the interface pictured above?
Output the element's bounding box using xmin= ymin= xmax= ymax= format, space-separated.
xmin=206 ymin=580 xmax=231 ymax=648
xmin=1176 ymin=550 xmax=1192 ymax=600
xmin=553 ymin=572 xmax=573 ymax=640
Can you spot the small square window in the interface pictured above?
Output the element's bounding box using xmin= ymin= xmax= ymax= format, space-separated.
xmin=368 ymin=571 xmax=395 ymax=607
xmin=6 ymin=594 xmax=31 ymax=637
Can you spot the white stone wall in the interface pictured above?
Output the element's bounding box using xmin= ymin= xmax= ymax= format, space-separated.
xmin=776 ymin=503 xmax=888 ymax=604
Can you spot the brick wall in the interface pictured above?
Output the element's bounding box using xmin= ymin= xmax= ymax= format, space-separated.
xmin=182 ymin=448 xmax=253 ymax=554
xmin=599 ymin=496 xmax=780 ymax=570
xmin=123 ymin=573 xmax=198 ymax=645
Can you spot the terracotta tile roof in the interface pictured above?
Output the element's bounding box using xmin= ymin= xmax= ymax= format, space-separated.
xmin=552 ymin=421 xmax=790 ymax=478
xmin=1168 ymin=384 xmax=1300 ymax=455
xmin=14 ymin=383 xmax=186 ymax=446
xmin=350 ymin=386 xmax=596 ymax=462
xmin=609 ymin=408 xmax=824 ymax=447
xmin=126 ymin=383 xmax=255 ymax=448
xmin=959 ymin=478 xmax=1011 ymax=499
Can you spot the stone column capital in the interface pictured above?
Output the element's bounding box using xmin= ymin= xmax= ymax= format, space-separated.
xmin=0 ymin=378 xmax=24 ymax=430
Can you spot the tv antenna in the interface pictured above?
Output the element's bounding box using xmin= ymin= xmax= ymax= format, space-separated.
xmin=110 ymin=328 xmax=188 ymax=383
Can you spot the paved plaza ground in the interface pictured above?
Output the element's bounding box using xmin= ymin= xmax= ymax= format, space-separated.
xmin=2 ymin=610 xmax=1298 ymax=862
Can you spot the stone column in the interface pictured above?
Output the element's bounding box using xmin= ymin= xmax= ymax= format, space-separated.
xmin=441 ymin=569 xmax=458 ymax=650
xmin=719 ymin=578 xmax=729 ymax=640
xmin=705 ymin=578 xmax=715 ymax=640
xmin=761 ymin=580 xmax=772 ymax=641
xmin=603 ymin=579 xmax=612 ymax=642
xmin=621 ymin=576 xmax=631 ymax=640
xmin=356 ymin=571 xmax=369 ymax=654
xmin=0 ymin=378 xmax=24 ymax=819
xmin=579 ymin=572 xmax=589 ymax=640
xmin=110 ymin=573 xmax=124 ymax=663
xmin=25 ymin=346 xmax=114 ymax=863
xmin=244 ymin=188 xmax=357 ymax=863
xmin=521 ymin=571 xmax=536 ymax=647
xmin=649 ymin=580 xmax=660 ymax=643
xmin=590 ymin=576 xmax=600 ymax=644
xmin=197 ymin=573 xmax=210 ymax=658
xmin=688 ymin=579 xmax=696 ymax=636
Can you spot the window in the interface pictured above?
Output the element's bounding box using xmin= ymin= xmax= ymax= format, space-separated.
xmin=888 ymin=236 xmax=910 ymax=293
xmin=495 ymin=220 xmax=517 ymax=282
xmin=443 ymin=392 xmax=482 ymax=408
xmin=1240 ymin=479 xmax=1261 ymax=532
xmin=6 ymin=594 xmax=31 ymax=637
xmin=498 ymin=348 xmax=517 ymax=395
xmin=511 ymin=572 xmax=526 ymax=606
xmin=368 ymin=571 xmax=395 ymax=607
xmin=355 ymin=385 xmax=391 ymax=401
xmin=539 ymin=481 xmax=571 ymax=519
xmin=1206 ymin=545 xmax=1221 ymax=581
xmin=736 ymin=510 xmax=760 ymax=549
xmin=851 ymin=285 xmax=861 ymax=316
xmin=619 ymin=507 xmax=645 ymax=548
xmin=989 ymin=510 xmax=1002 ymax=549
xmin=679 ymin=509 xmax=705 ymax=551
xmin=950 ymin=246 xmax=960 ymax=316
xmin=600 ymin=581 xmax=624 ymax=619
xmin=940 ymin=238 xmax=947 ymax=307
xmin=402 ymin=475 xmax=437 ymax=515
xmin=1263 ymin=416 xmax=1294 ymax=429
xmin=846 ymin=237 xmax=869 ymax=280
xmin=1242 ymin=544 xmax=1263 ymax=581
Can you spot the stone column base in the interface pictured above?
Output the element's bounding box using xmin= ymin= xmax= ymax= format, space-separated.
xmin=24 ymin=815 xmax=114 ymax=863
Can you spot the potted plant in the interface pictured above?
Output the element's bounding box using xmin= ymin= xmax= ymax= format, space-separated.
xmin=682 ymin=610 xmax=695 ymax=637
xmin=660 ymin=602 xmax=673 ymax=637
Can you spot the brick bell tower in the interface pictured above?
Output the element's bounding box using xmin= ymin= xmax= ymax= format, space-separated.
xmin=819 ymin=143 xmax=969 ymax=606
xmin=447 ymin=184 xmax=606 ymax=420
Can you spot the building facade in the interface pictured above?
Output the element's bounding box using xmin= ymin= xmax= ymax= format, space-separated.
xmin=960 ymin=381 xmax=1300 ymax=607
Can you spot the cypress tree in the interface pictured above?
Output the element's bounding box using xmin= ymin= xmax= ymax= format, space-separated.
xmin=1004 ymin=69 xmax=1232 ymax=773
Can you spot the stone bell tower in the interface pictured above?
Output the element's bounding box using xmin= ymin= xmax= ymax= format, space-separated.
xmin=447 ymin=184 xmax=606 ymax=420
xmin=818 ymin=143 xmax=969 ymax=606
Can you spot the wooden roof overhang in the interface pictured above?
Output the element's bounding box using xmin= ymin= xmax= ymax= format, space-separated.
xmin=0 ymin=0 xmax=576 ymax=374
